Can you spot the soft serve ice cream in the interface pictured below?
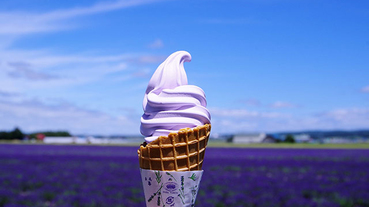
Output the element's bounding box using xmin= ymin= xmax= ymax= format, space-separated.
xmin=139 ymin=51 xmax=211 ymax=206
xmin=140 ymin=51 xmax=211 ymax=143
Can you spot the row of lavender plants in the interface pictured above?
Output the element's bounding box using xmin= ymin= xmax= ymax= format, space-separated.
xmin=1 ymin=144 xmax=368 ymax=207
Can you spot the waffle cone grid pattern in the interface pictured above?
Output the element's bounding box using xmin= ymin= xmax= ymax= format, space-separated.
xmin=138 ymin=124 xmax=211 ymax=171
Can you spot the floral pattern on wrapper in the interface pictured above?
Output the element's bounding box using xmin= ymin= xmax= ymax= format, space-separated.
xmin=141 ymin=170 xmax=203 ymax=207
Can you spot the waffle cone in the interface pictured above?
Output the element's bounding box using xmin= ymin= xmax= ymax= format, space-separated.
xmin=138 ymin=124 xmax=211 ymax=171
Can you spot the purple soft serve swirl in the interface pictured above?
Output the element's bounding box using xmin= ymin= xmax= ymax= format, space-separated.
xmin=140 ymin=51 xmax=211 ymax=143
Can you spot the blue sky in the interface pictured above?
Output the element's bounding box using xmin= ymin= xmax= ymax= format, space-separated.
xmin=0 ymin=0 xmax=368 ymax=135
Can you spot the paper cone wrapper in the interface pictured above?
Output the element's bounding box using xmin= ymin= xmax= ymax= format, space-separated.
xmin=140 ymin=169 xmax=203 ymax=207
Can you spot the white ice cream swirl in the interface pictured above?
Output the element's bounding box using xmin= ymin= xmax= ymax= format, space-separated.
xmin=140 ymin=51 xmax=211 ymax=143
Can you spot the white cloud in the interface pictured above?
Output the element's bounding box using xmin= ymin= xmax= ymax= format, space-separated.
xmin=0 ymin=48 xmax=161 ymax=136
xmin=243 ymin=99 xmax=262 ymax=107
xmin=361 ymin=85 xmax=369 ymax=93
xmin=128 ymin=54 xmax=166 ymax=64
xmin=269 ymin=101 xmax=298 ymax=108
xmin=0 ymin=48 xmax=160 ymax=68
xmin=209 ymin=107 xmax=369 ymax=134
xmin=1 ymin=97 xmax=368 ymax=135
xmin=210 ymin=108 xmax=259 ymax=117
xmin=148 ymin=39 xmax=164 ymax=49
xmin=0 ymin=0 xmax=165 ymax=35
xmin=0 ymin=0 xmax=167 ymax=102
xmin=7 ymin=61 xmax=59 ymax=81
xmin=0 ymin=90 xmax=19 ymax=97
xmin=0 ymin=98 xmax=139 ymax=135
xmin=320 ymin=108 xmax=369 ymax=125
xmin=0 ymin=0 xmax=166 ymax=91
xmin=239 ymin=99 xmax=299 ymax=108
xmin=210 ymin=107 xmax=287 ymax=118
xmin=0 ymin=49 xmax=163 ymax=93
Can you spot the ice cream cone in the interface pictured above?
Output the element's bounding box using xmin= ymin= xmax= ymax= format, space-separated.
xmin=138 ymin=51 xmax=211 ymax=206
xmin=138 ymin=124 xmax=211 ymax=171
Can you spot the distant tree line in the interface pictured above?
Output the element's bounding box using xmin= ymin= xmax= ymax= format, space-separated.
xmin=0 ymin=128 xmax=23 ymax=140
xmin=285 ymin=130 xmax=369 ymax=139
xmin=0 ymin=128 xmax=71 ymax=140
xmin=275 ymin=134 xmax=296 ymax=143
xmin=284 ymin=134 xmax=295 ymax=143
xmin=29 ymin=131 xmax=71 ymax=139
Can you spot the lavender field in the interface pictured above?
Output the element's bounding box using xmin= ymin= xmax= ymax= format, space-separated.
xmin=0 ymin=144 xmax=368 ymax=207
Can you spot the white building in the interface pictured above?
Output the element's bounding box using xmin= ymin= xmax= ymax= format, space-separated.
xmin=293 ymin=134 xmax=311 ymax=143
xmin=232 ymin=133 xmax=276 ymax=144
xmin=43 ymin=137 xmax=80 ymax=144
